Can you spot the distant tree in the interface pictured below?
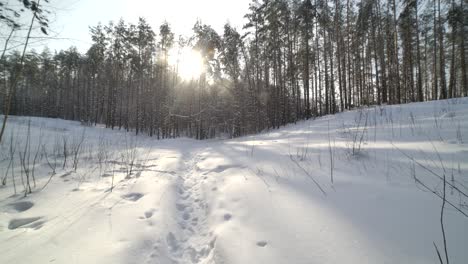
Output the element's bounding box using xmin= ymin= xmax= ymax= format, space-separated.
xmin=158 ymin=22 xmax=174 ymax=138
xmin=192 ymin=21 xmax=221 ymax=139
xmin=438 ymin=0 xmax=447 ymax=99
xmin=221 ymin=23 xmax=244 ymax=137
xmin=298 ymin=0 xmax=314 ymax=118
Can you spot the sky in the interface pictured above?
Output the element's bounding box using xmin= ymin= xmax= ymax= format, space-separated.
xmin=6 ymin=0 xmax=252 ymax=53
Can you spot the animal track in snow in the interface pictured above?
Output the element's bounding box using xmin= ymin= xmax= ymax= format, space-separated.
xmin=8 ymin=217 xmax=43 ymax=230
xmin=121 ymin=192 xmax=144 ymax=202
xmin=5 ymin=201 xmax=34 ymax=213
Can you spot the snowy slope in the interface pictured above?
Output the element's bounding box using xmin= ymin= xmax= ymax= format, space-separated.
xmin=1 ymin=98 xmax=468 ymax=264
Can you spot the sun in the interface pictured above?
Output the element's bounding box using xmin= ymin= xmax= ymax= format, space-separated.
xmin=168 ymin=47 xmax=204 ymax=81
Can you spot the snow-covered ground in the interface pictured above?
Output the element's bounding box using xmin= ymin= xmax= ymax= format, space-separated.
xmin=1 ymin=98 xmax=468 ymax=264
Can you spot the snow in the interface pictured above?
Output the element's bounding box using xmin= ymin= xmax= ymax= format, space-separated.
xmin=1 ymin=98 xmax=468 ymax=264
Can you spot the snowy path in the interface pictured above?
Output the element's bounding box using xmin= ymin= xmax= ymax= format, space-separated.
xmin=159 ymin=150 xmax=216 ymax=264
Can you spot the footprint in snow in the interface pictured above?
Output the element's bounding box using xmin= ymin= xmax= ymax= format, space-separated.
xmin=223 ymin=213 xmax=232 ymax=221
xmin=60 ymin=171 xmax=73 ymax=178
xmin=211 ymin=165 xmax=241 ymax=173
xmin=182 ymin=212 xmax=191 ymax=220
xmin=8 ymin=217 xmax=44 ymax=230
xmin=166 ymin=232 xmax=179 ymax=252
xmin=176 ymin=203 xmax=187 ymax=211
xmin=121 ymin=192 xmax=144 ymax=202
xmin=256 ymin=241 xmax=268 ymax=247
xmin=144 ymin=210 xmax=154 ymax=219
xmin=5 ymin=201 xmax=34 ymax=213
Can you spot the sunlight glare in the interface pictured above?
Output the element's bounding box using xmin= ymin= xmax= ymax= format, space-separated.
xmin=168 ymin=47 xmax=204 ymax=81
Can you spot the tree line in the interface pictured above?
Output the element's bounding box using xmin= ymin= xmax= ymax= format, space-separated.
xmin=1 ymin=0 xmax=467 ymax=139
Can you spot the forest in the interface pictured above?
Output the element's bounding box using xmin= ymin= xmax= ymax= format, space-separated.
xmin=1 ymin=0 xmax=467 ymax=139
